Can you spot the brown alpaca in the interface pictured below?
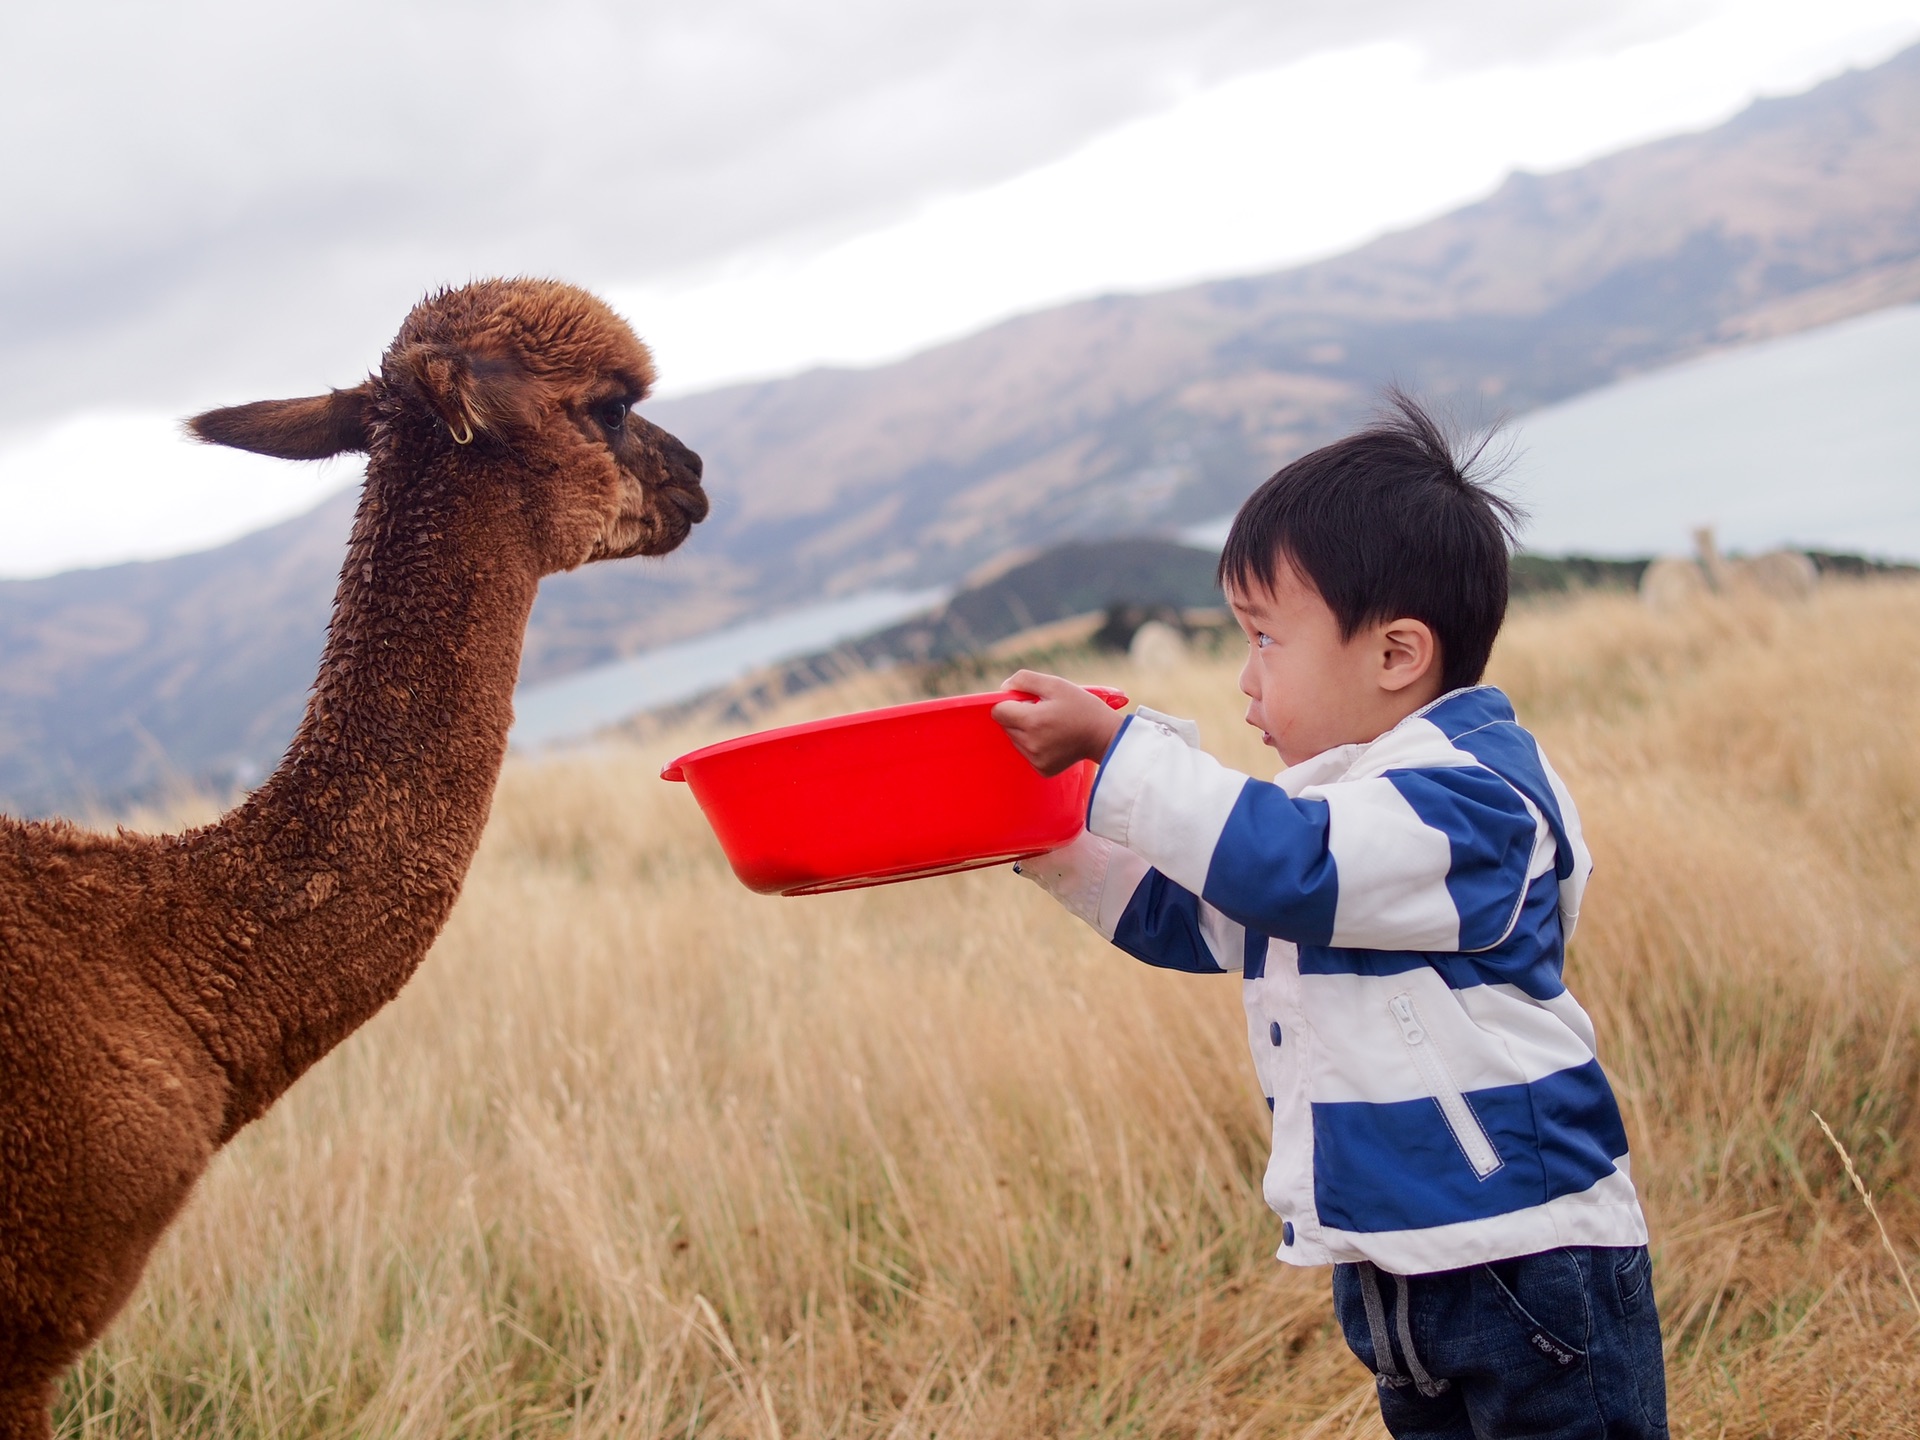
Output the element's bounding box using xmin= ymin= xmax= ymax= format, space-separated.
xmin=0 ymin=279 xmax=707 ymax=1439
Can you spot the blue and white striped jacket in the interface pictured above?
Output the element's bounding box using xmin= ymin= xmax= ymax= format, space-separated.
xmin=1020 ymin=685 xmax=1647 ymax=1273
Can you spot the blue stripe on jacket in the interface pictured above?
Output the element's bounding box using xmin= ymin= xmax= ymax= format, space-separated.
xmin=1186 ymin=755 xmax=1537 ymax=952
xmin=1101 ymin=700 xmax=1564 ymax=995
xmin=1109 ymin=868 xmax=1568 ymax=997
xmin=1296 ymin=871 xmax=1569 ymax=999
xmin=1382 ymin=765 xmax=1537 ymax=950
xmin=1310 ymin=1059 xmax=1629 ymax=1233
xmin=1427 ymin=699 xmax=1579 ymax=884
xmin=1199 ymin=786 xmax=1338 ymax=944
xmin=1111 ymin=869 xmax=1225 ymax=974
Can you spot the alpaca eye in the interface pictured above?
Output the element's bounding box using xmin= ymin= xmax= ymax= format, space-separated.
xmin=593 ymin=398 xmax=629 ymax=432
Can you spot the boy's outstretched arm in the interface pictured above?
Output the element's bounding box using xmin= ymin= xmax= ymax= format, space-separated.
xmin=994 ymin=672 xmax=1242 ymax=975
xmin=1091 ymin=707 xmax=1541 ymax=953
xmin=995 ymin=672 xmax=1544 ymax=956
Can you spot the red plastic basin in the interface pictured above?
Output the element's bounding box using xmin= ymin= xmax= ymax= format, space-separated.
xmin=661 ymin=686 xmax=1128 ymax=896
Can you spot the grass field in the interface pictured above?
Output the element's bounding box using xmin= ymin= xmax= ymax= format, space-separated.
xmin=56 ymin=581 xmax=1920 ymax=1438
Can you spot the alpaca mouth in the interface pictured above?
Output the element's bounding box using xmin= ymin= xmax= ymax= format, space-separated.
xmin=615 ymin=481 xmax=707 ymax=557
xmin=662 ymin=481 xmax=710 ymax=522
xmin=644 ymin=455 xmax=709 ymax=549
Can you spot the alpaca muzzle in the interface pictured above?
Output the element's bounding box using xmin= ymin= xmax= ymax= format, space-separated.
xmin=656 ymin=431 xmax=708 ymax=522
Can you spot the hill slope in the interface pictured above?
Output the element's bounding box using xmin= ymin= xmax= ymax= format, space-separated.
xmin=3 ymin=44 xmax=1918 ymax=813
xmin=633 ymin=41 xmax=1920 ymax=632
xmin=0 ymin=491 xmax=355 ymax=809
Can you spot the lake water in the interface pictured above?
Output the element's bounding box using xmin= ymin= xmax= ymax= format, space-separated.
xmin=1509 ymin=304 xmax=1920 ymax=559
xmin=1184 ymin=303 xmax=1920 ymax=561
xmin=509 ymin=586 xmax=948 ymax=749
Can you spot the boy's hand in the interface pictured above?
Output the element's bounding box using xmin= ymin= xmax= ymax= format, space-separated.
xmin=991 ymin=670 xmax=1128 ymax=776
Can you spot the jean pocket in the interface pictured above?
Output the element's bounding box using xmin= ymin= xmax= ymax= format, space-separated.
xmin=1483 ymin=1253 xmax=1590 ymax=1371
xmin=1613 ymin=1246 xmax=1651 ymax=1314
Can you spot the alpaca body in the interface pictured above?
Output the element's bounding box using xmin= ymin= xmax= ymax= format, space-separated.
xmin=0 ymin=281 xmax=707 ymax=1438
xmin=0 ymin=828 xmax=228 ymax=1431
xmin=1640 ymin=525 xmax=1818 ymax=609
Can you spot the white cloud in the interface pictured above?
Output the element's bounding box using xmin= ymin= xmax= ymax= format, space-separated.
xmin=0 ymin=0 xmax=1721 ymax=430
xmin=0 ymin=413 xmax=355 ymax=578
xmin=614 ymin=0 xmax=1920 ymax=393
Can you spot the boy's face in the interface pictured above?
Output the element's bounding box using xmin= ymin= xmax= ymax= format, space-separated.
xmin=1227 ymin=561 xmax=1443 ymax=767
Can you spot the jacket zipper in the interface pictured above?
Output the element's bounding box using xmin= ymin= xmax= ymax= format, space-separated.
xmin=1389 ymin=992 xmax=1503 ymax=1179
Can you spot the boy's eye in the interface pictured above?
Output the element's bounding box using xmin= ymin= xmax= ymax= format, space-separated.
xmin=1256 ymin=632 xmax=1274 ymax=648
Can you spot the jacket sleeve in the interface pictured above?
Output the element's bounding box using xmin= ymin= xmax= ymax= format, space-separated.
xmin=1087 ymin=714 xmax=1540 ymax=952
xmin=1017 ymin=829 xmax=1243 ymax=974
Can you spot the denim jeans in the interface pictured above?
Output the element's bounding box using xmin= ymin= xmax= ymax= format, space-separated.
xmin=1332 ymin=1246 xmax=1669 ymax=1439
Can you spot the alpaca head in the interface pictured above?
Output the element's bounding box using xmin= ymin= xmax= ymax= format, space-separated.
xmin=189 ymin=279 xmax=709 ymax=571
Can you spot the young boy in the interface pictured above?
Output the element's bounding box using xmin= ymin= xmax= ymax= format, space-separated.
xmin=992 ymin=394 xmax=1667 ymax=1439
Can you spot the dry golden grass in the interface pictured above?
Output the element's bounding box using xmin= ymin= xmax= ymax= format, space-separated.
xmin=56 ymin=581 xmax=1920 ymax=1438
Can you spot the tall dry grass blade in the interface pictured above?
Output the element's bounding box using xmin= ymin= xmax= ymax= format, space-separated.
xmin=1811 ymin=1110 xmax=1920 ymax=1321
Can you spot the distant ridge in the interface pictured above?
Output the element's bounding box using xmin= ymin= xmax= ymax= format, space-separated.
xmin=605 ymin=541 xmax=1917 ymax=747
xmin=3 ymin=43 xmax=1918 ymax=813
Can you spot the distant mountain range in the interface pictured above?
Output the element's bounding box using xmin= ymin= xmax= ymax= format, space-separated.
xmin=3 ymin=43 xmax=1918 ymax=814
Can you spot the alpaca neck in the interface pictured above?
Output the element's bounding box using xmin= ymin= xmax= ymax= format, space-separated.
xmin=190 ymin=440 xmax=538 ymax=1132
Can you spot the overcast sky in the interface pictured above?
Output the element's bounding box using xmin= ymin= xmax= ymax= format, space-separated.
xmin=3 ymin=0 xmax=1919 ymax=576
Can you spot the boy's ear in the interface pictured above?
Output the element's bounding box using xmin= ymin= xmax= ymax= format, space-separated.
xmin=389 ymin=341 xmax=547 ymax=443
xmin=188 ymin=383 xmax=373 ymax=459
xmin=1376 ymin=617 xmax=1439 ymax=693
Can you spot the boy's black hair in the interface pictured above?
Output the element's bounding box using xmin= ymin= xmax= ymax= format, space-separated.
xmin=1218 ymin=388 xmax=1521 ymax=694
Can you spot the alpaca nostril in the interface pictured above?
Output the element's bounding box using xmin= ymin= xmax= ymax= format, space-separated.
xmin=641 ymin=421 xmax=703 ymax=486
xmin=653 ymin=430 xmax=702 ymax=479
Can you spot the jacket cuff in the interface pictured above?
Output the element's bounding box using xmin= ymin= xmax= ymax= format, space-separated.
xmin=1016 ymin=829 xmax=1149 ymax=938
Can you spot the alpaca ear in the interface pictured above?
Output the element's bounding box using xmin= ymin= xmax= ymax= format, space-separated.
xmin=389 ymin=341 xmax=544 ymax=442
xmin=188 ymin=384 xmax=373 ymax=459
